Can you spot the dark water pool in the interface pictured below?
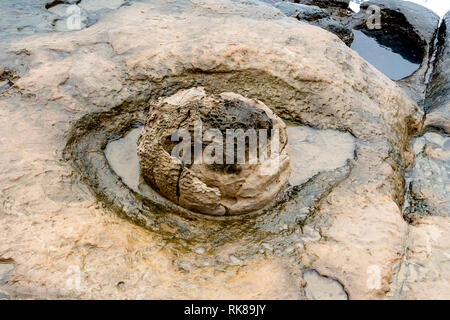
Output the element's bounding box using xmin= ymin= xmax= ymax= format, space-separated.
xmin=351 ymin=29 xmax=422 ymax=80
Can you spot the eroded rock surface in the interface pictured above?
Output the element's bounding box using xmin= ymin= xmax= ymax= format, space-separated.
xmin=303 ymin=269 xmax=348 ymax=300
xmin=389 ymin=11 xmax=450 ymax=297
xmin=425 ymin=12 xmax=450 ymax=133
xmin=293 ymin=0 xmax=350 ymax=10
xmin=137 ymin=88 xmax=291 ymax=215
xmin=273 ymin=2 xmax=354 ymax=45
xmin=0 ymin=0 xmax=436 ymax=300
xmin=404 ymin=132 xmax=449 ymax=219
xmin=389 ymin=215 xmax=450 ymax=300
xmin=352 ymin=0 xmax=440 ymax=103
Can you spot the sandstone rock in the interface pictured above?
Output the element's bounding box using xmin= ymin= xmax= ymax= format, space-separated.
xmin=137 ymin=88 xmax=291 ymax=215
xmin=303 ymin=269 xmax=347 ymax=300
xmin=274 ymin=2 xmax=329 ymax=20
xmin=0 ymin=0 xmax=427 ymax=299
xmin=425 ymin=12 xmax=450 ymax=134
xmin=0 ymin=0 xmax=133 ymax=37
xmin=404 ymin=132 xmax=450 ymax=219
xmin=286 ymin=125 xmax=355 ymax=185
xmin=389 ymin=216 xmax=450 ymax=300
xmin=398 ymin=125 xmax=449 ymax=301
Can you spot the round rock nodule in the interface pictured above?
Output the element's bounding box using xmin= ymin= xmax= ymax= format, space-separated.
xmin=137 ymin=87 xmax=291 ymax=216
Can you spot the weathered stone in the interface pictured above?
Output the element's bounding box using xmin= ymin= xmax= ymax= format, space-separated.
xmin=0 ymin=0 xmax=133 ymax=38
xmin=352 ymin=0 xmax=440 ymax=104
xmin=389 ymin=216 xmax=450 ymax=300
xmin=292 ymin=0 xmax=350 ymax=10
xmin=79 ymin=0 xmax=126 ymax=11
xmin=274 ymin=2 xmax=329 ymax=20
xmin=137 ymin=88 xmax=291 ymax=215
xmin=274 ymin=2 xmax=354 ymax=45
xmin=315 ymin=17 xmax=353 ymax=45
xmin=303 ymin=269 xmax=348 ymax=300
xmin=286 ymin=125 xmax=355 ymax=185
xmin=425 ymin=12 xmax=450 ymax=134
xmin=0 ymin=0 xmax=431 ymax=300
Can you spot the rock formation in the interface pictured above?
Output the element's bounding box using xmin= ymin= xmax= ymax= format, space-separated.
xmin=293 ymin=0 xmax=350 ymax=10
xmin=274 ymin=1 xmax=354 ymax=45
xmin=137 ymin=88 xmax=290 ymax=215
xmin=425 ymin=12 xmax=450 ymax=134
xmin=352 ymin=0 xmax=440 ymax=104
xmin=390 ymin=9 xmax=450 ymax=300
xmin=0 ymin=0 xmax=447 ymax=300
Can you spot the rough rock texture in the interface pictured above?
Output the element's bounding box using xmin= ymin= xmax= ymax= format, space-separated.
xmin=274 ymin=2 xmax=329 ymax=20
xmin=353 ymin=0 xmax=441 ymax=104
xmin=137 ymin=88 xmax=291 ymax=215
xmin=274 ymin=2 xmax=354 ymax=45
xmin=391 ymin=12 xmax=450 ymax=294
xmin=425 ymin=12 xmax=450 ymax=134
xmin=0 ymin=1 xmax=63 ymax=38
xmin=389 ymin=216 xmax=450 ymax=299
xmin=0 ymin=0 xmax=131 ymax=37
xmin=0 ymin=0 xmax=436 ymax=300
xmin=286 ymin=125 xmax=355 ymax=185
xmin=361 ymin=0 xmax=439 ymax=43
xmin=404 ymin=132 xmax=449 ymax=219
xmin=303 ymin=269 xmax=347 ymax=299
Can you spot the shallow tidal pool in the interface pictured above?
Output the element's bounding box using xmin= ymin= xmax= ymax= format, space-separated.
xmin=350 ymin=29 xmax=421 ymax=80
xmin=105 ymin=123 xmax=356 ymax=203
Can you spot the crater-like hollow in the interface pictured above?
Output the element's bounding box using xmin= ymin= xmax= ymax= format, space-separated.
xmin=351 ymin=26 xmax=423 ymax=80
xmin=121 ymin=87 xmax=291 ymax=216
xmin=104 ymin=88 xmax=356 ymax=217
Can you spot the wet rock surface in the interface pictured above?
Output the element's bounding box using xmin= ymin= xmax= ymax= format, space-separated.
xmin=273 ymin=2 xmax=354 ymax=45
xmin=404 ymin=132 xmax=449 ymax=219
xmin=105 ymin=122 xmax=355 ymax=205
xmin=350 ymin=0 xmax=440 ymax=103
xmin=0 ymin=0 xmax=132 ymax=39
xmin=274 ymin=2 xmax=329 ymax=20
xmin=425 ymin=12 xmax=450 ymax=133
xmin=137 ymin=88 xmax=291 ymax=216
xmin=0 ymin=259 xmax=14 ymax=300
xmin=350 ymin=29 xmax=421 ymax=81
xmin=293 ymin=0 xmax=350 ymax=10
xmin=286 ymin=125 xmax=355 ymax=185
xmin=403 ymin=11 xmax=450 ymax=221
xmin=1 ymin=0 xmax=447 ymax=300
xmin=388 ymin=10 xmax=450 ymax=299
xmin=360 ymin=0 xmax=439 ymax=45
xmin=303 ymin=269 xmax=348 ymax=300
xmin=389 ymin=215 xmax=450 ymax=299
